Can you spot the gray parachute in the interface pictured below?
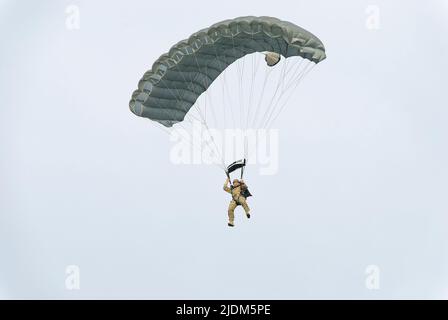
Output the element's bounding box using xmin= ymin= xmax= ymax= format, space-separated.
xmin=129 ymin=16 xmax=326 ymax=127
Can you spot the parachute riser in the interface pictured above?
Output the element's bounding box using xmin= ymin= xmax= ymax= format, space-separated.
xmin=225 ymin=158 xmax=246 ymax=180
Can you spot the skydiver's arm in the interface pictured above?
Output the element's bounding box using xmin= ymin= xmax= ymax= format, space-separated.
xmin=223 ymin=178 xmax=231 ymax=193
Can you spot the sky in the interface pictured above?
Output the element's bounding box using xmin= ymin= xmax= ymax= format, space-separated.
xmin=0 ymin=0 xmax=447 ymax=299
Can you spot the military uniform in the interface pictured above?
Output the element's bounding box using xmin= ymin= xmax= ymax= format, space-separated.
xmin=223 ymin=178 xmax=250 ymax=226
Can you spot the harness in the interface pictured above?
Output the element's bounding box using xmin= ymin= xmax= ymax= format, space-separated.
xmin=230 ymin=184 xmax=251 ymax=205
xmin=230 ymin=186 xmax=243 ymax=205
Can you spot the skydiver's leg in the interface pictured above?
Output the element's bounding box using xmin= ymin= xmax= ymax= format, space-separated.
xmin=227 ymin=200 xmax=237 ymax=226
xmin=238 ymin=196 xmax=251 ymax=218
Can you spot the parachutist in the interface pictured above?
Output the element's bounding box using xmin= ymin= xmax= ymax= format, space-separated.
xmin=223 ymin=178 xmax=251 ymax=227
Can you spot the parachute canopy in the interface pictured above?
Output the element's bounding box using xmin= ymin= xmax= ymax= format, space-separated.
xmin=129 ymin=16 xmax=326 ymax=127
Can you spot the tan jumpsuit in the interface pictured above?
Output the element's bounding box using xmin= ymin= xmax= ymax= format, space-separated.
xmin=223 ymin=179 xmax=250 ymax=225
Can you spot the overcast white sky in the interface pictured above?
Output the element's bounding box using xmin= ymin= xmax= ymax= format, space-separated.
xmin=1 ymin=0 xmax=447 ymax=299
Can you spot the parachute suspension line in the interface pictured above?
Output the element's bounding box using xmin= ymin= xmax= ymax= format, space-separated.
xmin=199 ymin=117 xmax=227 ymax=170
xmin=253 ymin=55 xmax=289 ymax=131
xmin=249 ymin=63 xmax=273 ymax=130
xmin=255 ymin=55 xmax=292 ymax=129
xmin=190 ymin=97 xmax=220 ymax=164
xmin=243 ymin=52 xmax=253 ymax=160
xmin=254 ymin=37 xmax=291 ymax=126
xmin=220 ymin=55 xmax=236 ymax=131
xmin=238 ymin=56 xmax=245 ymax=158
xmin=243 ymin=54 xmax=277 ymax=162
xmin=204 ymin=89 xmax=207 ymax=124
xmin=212 ymin=44 xmax=240 ymax=160
xmin=265 ymin=62 xmax=316 ymax=130
xmin=221 ymin=65 xmax=228 ymax=130
xmin=195 ymin=103 xmax=227 ymax=171
xmin=254 ymin=59 xmax=285 ymax=130
xmin=263 ymin=60 xmax=312 ymax=129
xmin=150 ymin=113 xmax=206 ymax=167
xmin=260 ymin=58 xmax=310 ymax=129
xmin=207 ymin=79 xmax=218 ymax=130
xmin=154 ymin=121 xmax=214 ymax=170
xmin=230 ymin=28 xmax=243 ymax=128
xmin=227 ymin=44 xmax=248 ymax=130
xmin=213 ymin=41 xmax=230 ymax=131
xmin=282 ymin=58 xmax=309 ymax=92
xmin=199 ymin=46 xmax=219 ymax=134
xmin=174 ymin=121 xmax=226 ymax=171
xmin=211 ymin=43 xmax=247 ymax=165
xmin=245 ymin=51 xmax=261 ymax=131
xmin=216 ymin=45 xmax=239 ymax=132
xmin=246 ymin=52 xmax=262 ymax=159
xmin=230 ymin=30 xmax=246 ymax=162
xmin=191 ymin=48 xmax=226 ymax=169
xmin=243 ymin=34 xmax=261 ymax=161
xmin=260 ymin=59 xmax=311 ymax=129
xmin=211 ymin=45 xmax=230 ymax=131
xmin=279 ymin=56 xmax=291 ymax=93
xmin=179 ymin=101 xmax=227 ymax=172
xmin=284 ymin=60 xmax=314 ymax=95
xmin=238 ymin=52 xmax=247 ymax=160
xmin=235 ymin=49 xmax=244 ymax=130
xmin=150 ymin=107 xmax=221 ymax=170
xmin=229 ymin=32 xmax=237 ymax=132
xmin=283 ymin=55 xmax=305 ymax=81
